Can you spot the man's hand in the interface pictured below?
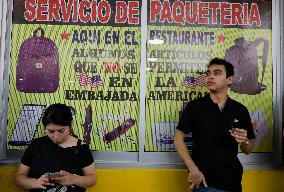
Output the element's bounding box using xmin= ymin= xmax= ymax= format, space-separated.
xmin=229 ymin=128 xmax=248 ymax=144
xmin=174 ymin=130 xmax=207 ymax=189
xmin=188 ymin=168 xmax=208 ymax=190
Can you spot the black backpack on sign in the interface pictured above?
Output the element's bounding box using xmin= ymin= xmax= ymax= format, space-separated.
xmin=225 ymin=37 xmax=269 ymax=95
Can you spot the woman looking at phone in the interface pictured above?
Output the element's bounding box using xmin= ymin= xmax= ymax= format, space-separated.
xmin=15 ymin=103 xmax=97 ymax=192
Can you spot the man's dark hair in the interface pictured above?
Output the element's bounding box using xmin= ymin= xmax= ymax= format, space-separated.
xmin=42 ymin=103 xmax=73 ymax=127
xmin=208 ymin=57 xmax=234 ymax=78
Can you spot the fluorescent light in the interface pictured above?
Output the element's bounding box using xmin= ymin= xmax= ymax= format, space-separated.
xmin=147 ymin=58 xmax=158 ymax=62
xmin=148 ymin=39 xmax=164 ymax=44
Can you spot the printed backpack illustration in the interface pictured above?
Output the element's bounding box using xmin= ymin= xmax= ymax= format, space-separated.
xmin=16 ymin=27 xmax=59 ymax=93
xmin=224 ymin=37 xmax=269 ymax=95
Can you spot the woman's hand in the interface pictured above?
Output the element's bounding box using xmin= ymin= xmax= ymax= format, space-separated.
xmin=51 ymin=163 xmax=96 ymax=188
xmin=51 ymin=170 xmax=77 ymax=187
xmin=32 ymin=174 xmax=55 ymax=189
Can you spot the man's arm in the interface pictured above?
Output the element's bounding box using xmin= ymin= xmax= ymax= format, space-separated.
xmin=174 ymin=130 xmax=198 ymax=171
xmin=174 ymin=130 xmax=207 ymax=189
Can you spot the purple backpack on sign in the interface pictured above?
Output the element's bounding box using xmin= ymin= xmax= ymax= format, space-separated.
xmin=16 ymin=27 xmax=59 ymax=93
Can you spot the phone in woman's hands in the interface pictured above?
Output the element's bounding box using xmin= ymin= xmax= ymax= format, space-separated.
xmin=46 ymin=172 xmax=61 ymax=178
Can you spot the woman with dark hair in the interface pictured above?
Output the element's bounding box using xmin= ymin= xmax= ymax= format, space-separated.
xmin=15 ymin=103 xmax=96 ymax=192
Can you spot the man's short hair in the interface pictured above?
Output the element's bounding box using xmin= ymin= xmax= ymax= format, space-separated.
xmin=208 ymin=57 xmax=234 ymax=78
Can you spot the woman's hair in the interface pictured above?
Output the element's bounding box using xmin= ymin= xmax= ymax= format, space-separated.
xmin=42 ymin=103 xmax=73 ymax=127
